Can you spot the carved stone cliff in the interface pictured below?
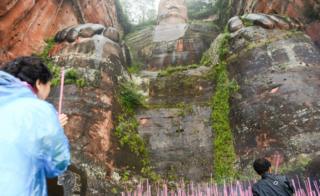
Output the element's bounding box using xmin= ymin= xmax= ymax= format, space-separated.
xmin=0 ymin=0 xmax=120 ymax=64
xmin=214 ymin=14 xmax=320 ymax=176
xmin=233 ymin=0 xmax=320 ymax=46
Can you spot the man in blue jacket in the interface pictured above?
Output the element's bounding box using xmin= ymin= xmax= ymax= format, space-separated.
xmin=252 ymin=158 xmax=294 ymax=196
xmin=0 ymin=56 xmax=70 ymax=196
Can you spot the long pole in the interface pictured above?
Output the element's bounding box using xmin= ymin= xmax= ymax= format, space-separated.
xmin=58 ymin=67 xmax=65 ymax=115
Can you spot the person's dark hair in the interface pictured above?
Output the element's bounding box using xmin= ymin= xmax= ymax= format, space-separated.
xmin=1 ymin=56 xmax=52 ymax=87
xmin=253 ymin=158 xmax=271 ymax=175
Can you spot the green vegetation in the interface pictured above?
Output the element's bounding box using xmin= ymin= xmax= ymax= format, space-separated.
xmin=166 ymin=166 xmax=179 ymax=182
xmin=119 ymin=169 xmax=131 ymax=182
xmin=240 ymin=17 xmax=254 ymax=27
xmin=146 ymin=101 xmax=210 ymax=110
xmin=209 ymin=32 xmax=238 ymax=182
xmin=176 ymin=102 xmax=194 ymax=117
xmin=211 ymin=61 xmax=238 ymax=182
xmin=115 ymin=116 xmax=147 ymax=164
xmin=111 ymin=187 xmax=118 ymax=194
xmin=115 ymin=82 xmax=159 ymax=181
xmin=37 ymin=38 xmax=61 ymax=86
xmin=127 ymin=63 xmax=144 ymax=74
xmin=64 ymin=68 xmax=86 ymax=87
xmin=37 ymin=38 xmax=87 ymax=87
xmin=158 ymin=64 xmax=200 ymax=77
xmin=118 ymin=82 xmax=145 ymax=114
xmin=278 ymin=155 xmax=312 ymax=174
xmin=200 ymin=52 xmax=212 ymax=67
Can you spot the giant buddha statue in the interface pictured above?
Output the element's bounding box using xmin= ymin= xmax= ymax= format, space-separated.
xmin=126 ymin=0 xmax=216 ymax=69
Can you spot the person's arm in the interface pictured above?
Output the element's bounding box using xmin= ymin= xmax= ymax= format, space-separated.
xmin=34 ymin=102 xmax=71 ymax=178
xmin=40 ymin=125 xmax=70 ymax=178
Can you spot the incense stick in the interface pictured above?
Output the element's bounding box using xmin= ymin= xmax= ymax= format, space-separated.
xmin=58 ymin=67 xmax=65 ymax=115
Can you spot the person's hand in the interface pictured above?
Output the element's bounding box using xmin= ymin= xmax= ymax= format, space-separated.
xmin=59 ymin=113 xmax=68 ymax=127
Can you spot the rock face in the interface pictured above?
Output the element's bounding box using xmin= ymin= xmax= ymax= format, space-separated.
xmin=233 ymin=0 xmax=320 ymax=46
xmin=227 ymin=14 xmax=302 ymax=33
xmin=49 ymin=23 xmax=129 ymax=195
xmin=0 ymin=0 xmax=18 ymax=16
xmin=223 ymin=15 xmax=320 ymax=175
xmin=135 ymin=66 xmax=215 ymax=181
xmin=235 ymin=0 xmax=320 ymax=21
xmin=52 ymin=23 xmax=128 ymax=70
xmin=137 ymin=106 xmax=213 ymax=181
xmin=0 ymin=0 xmax=120 ymax=64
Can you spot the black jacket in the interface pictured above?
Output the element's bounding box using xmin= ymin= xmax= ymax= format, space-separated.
xmin=252 ymin=173 xmax=294 ymax=196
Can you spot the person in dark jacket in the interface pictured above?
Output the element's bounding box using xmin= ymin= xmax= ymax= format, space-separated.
xmin=252 ymin=158 xmax=294 ymax=196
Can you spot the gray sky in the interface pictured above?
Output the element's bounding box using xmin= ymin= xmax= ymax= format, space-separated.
xmin=155 ymin=0 xmax=160 ymax=11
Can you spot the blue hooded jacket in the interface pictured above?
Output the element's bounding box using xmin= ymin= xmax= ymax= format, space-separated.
xmin=0 ymin=71 xmax=70 ymax=196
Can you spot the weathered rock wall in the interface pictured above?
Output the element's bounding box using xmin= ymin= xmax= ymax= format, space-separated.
xmin=0 ymin=0 xmax=120 ymax=64
xmin=220 ymin=14 xmax=320 ymax=176
xmin=135 ymin=66 xmax=215 ymax=181
xmin=49 ymin=24 xmax=129 ymax=195
xmin=235 ymin=0 xmax=319 ymax=21
xmin=233 ymin=0 xmax=320 ymax=46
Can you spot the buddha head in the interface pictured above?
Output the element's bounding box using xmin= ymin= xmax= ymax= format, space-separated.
xmin=158 ymin=0 xmax=188 ymax=25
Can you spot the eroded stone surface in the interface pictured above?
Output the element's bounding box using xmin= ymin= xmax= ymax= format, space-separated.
xmin=223 ymin=22 xmax=320 ymax=173
xmin=55 ymin=24 xmax=120 ymax=44
xmin=306 ymin=21 xmax=320 ymax=47
xmin=49 ymin=24 xmax=129 ymax=195
xmin=0 ymin=0 xmax=120 ymax=64
xmin=137 ymin=106 xmax=213 ymax=181
xmin=133 ymin=64 xmax=215 ymax=181
xmin=149 ymin=66 xmax=215 ymax=105
xmin=243 ymin=14 xmax=275 ymax=29
xmin=233 ymin=0 xmax=320 ymax=46
xmin=227 ymin=14 xmax=301 ymax=33
xmin=52 ymin=24 xmax=129 ymax=81
xmin=228 ymin=16 xmax=244 ymax=32
xmin=0 ymin=0 xmax=18 ymax=16
xmin=103 ymin=27 xmax=120 ymax=43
